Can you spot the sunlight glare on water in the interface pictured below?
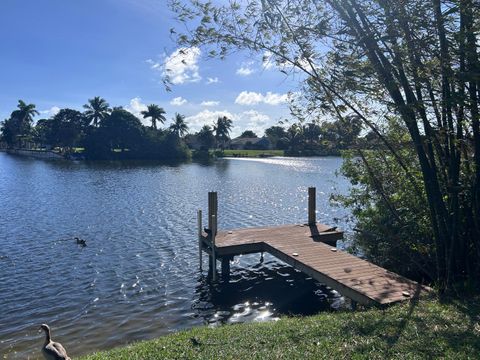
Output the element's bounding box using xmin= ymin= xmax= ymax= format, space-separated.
xmin=0 ymin=154 xmax=353 ymax=358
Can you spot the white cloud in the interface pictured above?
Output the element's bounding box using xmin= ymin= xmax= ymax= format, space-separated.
xmin=235 ymin=91 xmax=289 ymax=106
xmin=146 ymin=58 xmax=160 ymax=69
xmin=236 ymin=61 xmax=255 ymax=76
xmin=170 ymin=96 xmax=187 ymax=106
xmin=242 ymin=110 xmax=270 ymax=126
xmin=148 ymin=47 xmax=201 ymax=85
xmin=40 ymin=106 xmax=60 ymax=117
xmin=200 ymin=100 xmax=220 ymax=107
xmin=263 ymin=92 xmax=290 ymax=105
xmin=206 ymin=77 xmax=219 ymax=84
xmin=235 ymin=91 xmax=265 ymax=105
xmin=240 ymin=110 xmax=271 ymax=136
xmin=185 ymin=109 xmax=235 ymax=133
xmin=125 ymin=97 xmax=149 ymax=125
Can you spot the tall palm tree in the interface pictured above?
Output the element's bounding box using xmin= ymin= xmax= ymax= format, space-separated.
xmin=213 ymin=116 xmax=233 ymax=149
xmin=13 ymin=100 xmax=39 ymax=124
xmin=169 ymin=113 xmax=189 ymax=137
xmin=141 ymin=104 xmax=166 ymax=130
xmin=83 ymin=96 xmax=111 ymax=127
xmin=7 ymin=100 xmax=39 ymax=146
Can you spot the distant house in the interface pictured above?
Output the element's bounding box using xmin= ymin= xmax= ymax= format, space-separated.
xmin=229 ymin=136 xmax=271 ymax=150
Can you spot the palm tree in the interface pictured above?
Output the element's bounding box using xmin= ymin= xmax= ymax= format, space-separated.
xmin=83 ymin=96 xmax=111 ymax=127
xmin=5 ymin=100 xmax=39 ymax=146
xmin=12 ymin=100 xmax=39 ymax=124
xmin=197 ymin=125 xmax=215 ymax=150
xmin=141 ymin=104 xmax=166 ymax=130
xmin=213 ymin=116 xmax=233 ymax=149
xmin=169 ymin=113 xmax=189 ymax=137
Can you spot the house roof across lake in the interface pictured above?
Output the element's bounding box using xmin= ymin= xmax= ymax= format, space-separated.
xmin=229 ymin=136 xmax=270 ymax=150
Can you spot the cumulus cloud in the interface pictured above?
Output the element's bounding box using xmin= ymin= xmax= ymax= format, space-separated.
xmin=40 ymin=106 xmax=60 ymax=118
xmin=236 ymin=61 xmax=255 ymax=76
xmin=200 ymin=100 xmax=220 ymax=107
xmin=235 ymin=91 xmax=289 ymax=106
xmin=239 ymin=110 xmax=271 ymax=136
xmin=206 ymin=77 xmax=219 ymax=84
xmin=185 ymin=109 xmax=235 ymax=133
xmin=263 ymin=92 xmax=290 ymax=105
xmin=125 ymin=97 xmax=149 ymax=125
xmin=235 ymin=91 xmax=265 ymax=105
xmin=170 ymin=96 xmax=187 ymax=106
xmin=148 ymin=47 xmax=201 ymax=85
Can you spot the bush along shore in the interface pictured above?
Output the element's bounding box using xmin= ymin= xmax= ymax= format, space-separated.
xmin=80 ymin=296 xmax=479 ymax=360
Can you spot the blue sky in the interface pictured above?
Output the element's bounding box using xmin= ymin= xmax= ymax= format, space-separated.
xmin=0 ymin=0 xmax=300 ymax=137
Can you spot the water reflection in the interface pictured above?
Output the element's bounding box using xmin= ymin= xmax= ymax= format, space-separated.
xmin=193 ymin=255 xmax=346 ymax=326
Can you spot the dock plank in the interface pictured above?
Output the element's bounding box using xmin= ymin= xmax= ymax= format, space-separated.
xmin=210 ymin=223 xmax=430 ymax=306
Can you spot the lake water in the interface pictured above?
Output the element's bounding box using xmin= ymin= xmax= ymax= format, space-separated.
xmin=0 ymin=153 xmax=353 ymax=359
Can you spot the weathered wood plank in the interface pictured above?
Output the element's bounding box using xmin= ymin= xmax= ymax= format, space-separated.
xmin=208 ymin=223 xmax=430 ymax=306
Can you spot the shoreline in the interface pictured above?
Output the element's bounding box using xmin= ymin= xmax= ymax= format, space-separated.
xmin=2 ymin=148 xmax=344 ymax=162
xmin=78 ymin=296 xmax=480 ymax=360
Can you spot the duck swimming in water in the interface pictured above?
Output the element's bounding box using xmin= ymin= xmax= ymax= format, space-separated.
xmin=74 ymin=237 xmax=87 ymax=247
xmin=40 ymin=324 xmax=71 ymax=360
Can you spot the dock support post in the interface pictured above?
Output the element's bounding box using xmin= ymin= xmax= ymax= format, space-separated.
xmin=208 ymin=191 xmax=218 ymax=235
xmin=197 ymin=209 xmax=203 ymax=271
xmin=221 ymin=256 xmax=231 ymax=280
xmin=308 ymin=187 xmax=316 ymax=225
xmin=211 ymin=214 xmax=217 ymax=281
xmin=351 ymin=300 xmax=358 ymax=310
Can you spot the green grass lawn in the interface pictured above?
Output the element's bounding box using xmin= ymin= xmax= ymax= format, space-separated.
xmin=219 ymin=149 xmax=284 ymax=157
xmin=80 ymin=296 xmax=480 ymax=359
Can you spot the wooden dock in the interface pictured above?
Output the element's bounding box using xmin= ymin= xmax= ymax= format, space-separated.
xmin=198 ymin=188 xmax=430 ymax=307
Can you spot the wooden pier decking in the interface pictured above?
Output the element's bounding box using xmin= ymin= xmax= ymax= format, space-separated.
xmin=198 ymin=189 xmax=430 ymax=307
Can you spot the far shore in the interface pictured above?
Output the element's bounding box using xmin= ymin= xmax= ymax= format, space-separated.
xmin=2 ymin=147 xmax=345 ymax=161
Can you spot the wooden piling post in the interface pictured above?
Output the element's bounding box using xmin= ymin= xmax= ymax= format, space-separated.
xmin=308 ymin=187 xmax=316 ymax=225
xmin=211 ymin=214 xmax=217 ymax=281
xmin=221 ymin=256 xmax=231 ymax=280
xmin=208 ymin=192 xmax=213 ymax=230
xmin=208 ymin=191 xmax=218 ymax=234
xmin=197 ymin=209 xmax=203 ymax=271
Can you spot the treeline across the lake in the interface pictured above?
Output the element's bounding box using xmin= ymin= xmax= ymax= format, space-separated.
xmin=0 ymin=98 xmax=190 ymax=160
xmin=0 ymin=98 xmax=232 ymax=160
xmin=262 ymin=114 xmax=365 ymax=156
xmin=1 ymin=97 xmax=367 ymax=160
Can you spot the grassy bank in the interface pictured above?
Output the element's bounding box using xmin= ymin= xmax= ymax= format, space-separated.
xmin=219 ymin=149 xmax=284 ymax=157
xmin=81 ymin=296 xmax=480 ymax=359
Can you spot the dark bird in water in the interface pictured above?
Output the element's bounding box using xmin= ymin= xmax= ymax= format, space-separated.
xmin=203 ymin=227 xmax=212 ymax=235
xmin=74 ymin=237 xmax=87 ymax=247
xmin=40 ymin=324 xmax=71 ymax=360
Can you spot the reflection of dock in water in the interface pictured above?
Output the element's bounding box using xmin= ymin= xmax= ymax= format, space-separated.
xmin=197 ymin=188 xmax=431 ymax=307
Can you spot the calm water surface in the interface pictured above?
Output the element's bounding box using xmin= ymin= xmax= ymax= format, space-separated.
xmin=0 ymin=154 xmax=353 ymax=359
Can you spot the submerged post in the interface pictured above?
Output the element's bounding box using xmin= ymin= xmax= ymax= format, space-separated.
xmin=197 ymin=209 xmax=203 ymax=271
xmin=211 ymin=214 xmax=217 ymax=281
xmin=308 ymin=187 xmax=316 ymax=225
